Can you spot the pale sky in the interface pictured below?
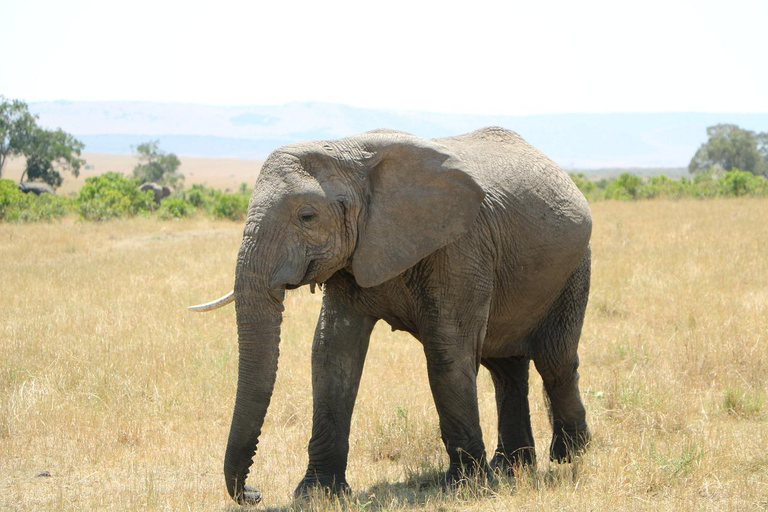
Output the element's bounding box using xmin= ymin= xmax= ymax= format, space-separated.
xmin=2 ymin=0 xmax=766 ymax=115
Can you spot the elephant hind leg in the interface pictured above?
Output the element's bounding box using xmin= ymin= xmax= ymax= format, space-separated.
xmin=531 ymin=247 xmax=591 ymax=463
xmin=481 ymin=356 xmax=536 ymax=473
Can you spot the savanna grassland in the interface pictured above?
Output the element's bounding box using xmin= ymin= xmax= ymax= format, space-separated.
xmin=1 ymin=199 xmax=767 ymax=511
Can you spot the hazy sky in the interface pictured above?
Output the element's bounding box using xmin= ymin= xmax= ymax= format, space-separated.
xmin=2 ymin=0 xmax=766 ymax=115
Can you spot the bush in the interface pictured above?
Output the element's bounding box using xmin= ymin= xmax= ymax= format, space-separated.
xmin=640 ymin=175 xmax=688 ymax=199
xmin=719 ymin=169 xmax=768 ymax=197
xmin=3 ymin=175 xmax=252 ymax=223
xmin=18 ymin=194 xmax=72 ymax=222
xmin=571 ymin=169 xmax=768 ymax=202
xmin=605 ymin=173 xmax=644 ymax=200
xmin=0 ymin=179 xmax=26 ymax=221
xmin=182 ymin=183 xmax=250 ymax=220
xmin=210 ymin=191 xmax=249 ymax=220
xmin=690 ymin=171 xmax=721 ymax=198
xmin=157 ymin=196 xmax=194 ymax=219
xmin=184 ymin=184 xmax=216 ymax=209
xmin=76 ymin=172 xmax=154 ymax=220
xmin=0 ymin=178 xmax=72 ymax=222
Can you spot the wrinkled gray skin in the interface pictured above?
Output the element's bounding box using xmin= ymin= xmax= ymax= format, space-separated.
xmin=18 ymin=182 xmax=54 ymax=195
xmin=139 ymin=182 xmax=171 ymax=204
xmin=220 ymin=127 xmax=592 ymax=504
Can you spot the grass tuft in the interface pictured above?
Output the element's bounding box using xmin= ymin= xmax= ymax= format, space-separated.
xmin=723 ymin=387 xmax=765 ymax=418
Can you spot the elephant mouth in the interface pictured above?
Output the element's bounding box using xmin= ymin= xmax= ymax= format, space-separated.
xmin=285 ymin=259 xmax=321 ymax=290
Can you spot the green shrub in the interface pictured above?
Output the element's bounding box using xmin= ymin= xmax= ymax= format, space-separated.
xmin=0 ymin=179 xmax=27 ymax=221
xmin=719 ymin=169 xmax=768 ymax=197
xmin=689 ymin=171 xmax=721 ymax=198
xmin=0 ymin=178 xmax=72 ymax=222
xmin=157 ymin=196 xmax=194 ymax=219
xmin=184 ymin=184 xmax=216 ymax=209
xmin=182 ymin=183 xmax=250 ymax=220
xmin=641 ymin=175 xmax=687 ymax=199
xmin=210 ymin=191 xmax=249 ymax=220
xmin=238 ymin=182 xmax=251 ymax=196
xmin=18 ymin=194 xmax=72 ymax=222
xmin=605 ymin=173 xmax=644 ymax=200
xmin=76 ymin=172 xmax=154 ymax=221
xmin=571 ymin=169 xmax=768 ymax=201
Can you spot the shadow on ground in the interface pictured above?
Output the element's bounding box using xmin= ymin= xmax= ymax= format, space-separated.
xmin=225 ymin=463 xmax=582 ymax=511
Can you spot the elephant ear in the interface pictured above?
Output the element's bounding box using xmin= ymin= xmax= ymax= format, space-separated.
xmin=350 ymin=133 xmax=485 ymax=288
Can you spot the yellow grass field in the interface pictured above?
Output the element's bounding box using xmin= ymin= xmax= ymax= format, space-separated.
xmin=2 ymin=153 xmax=264 ymax=194
xmin=1 ymin=199 xmax=767 ymax=511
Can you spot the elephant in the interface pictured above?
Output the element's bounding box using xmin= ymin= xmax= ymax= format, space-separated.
xmin=139 ymin=182 xmax=171 ymax=204
xmin=18 ymin=181 xmax=54 ymax=195
xmin=190 ymin=127 xmax=593 ymax=504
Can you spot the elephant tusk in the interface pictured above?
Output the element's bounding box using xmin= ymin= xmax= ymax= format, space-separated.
xmin=188 ymin=291 xmax=235 ymax=312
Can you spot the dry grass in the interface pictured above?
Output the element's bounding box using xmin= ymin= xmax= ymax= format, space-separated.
xmin=1 ymin=199 xmax=767 ymax=511
xmin=2 ymin=153 xmax=263 ymax=194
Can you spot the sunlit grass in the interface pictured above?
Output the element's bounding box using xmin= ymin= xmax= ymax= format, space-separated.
xmin=1 ymin=199 xmax=767 ymax=510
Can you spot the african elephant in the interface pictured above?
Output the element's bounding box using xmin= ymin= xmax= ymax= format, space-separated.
xmin=139 ymin=182 xmax=171 ymax=204
xmin=190 ymin=127 xmax=592 ymax=504
xmin=18 ymin=182 xmax=54 ymax=195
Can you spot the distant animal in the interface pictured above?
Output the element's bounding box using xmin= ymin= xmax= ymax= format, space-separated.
xmin=190 ymin=127 xmax=593 ymax=505
xmin=139 ymin=182 xmax=171 ymax=204
xmin=18 ymin=182 xmax=54 ymax=195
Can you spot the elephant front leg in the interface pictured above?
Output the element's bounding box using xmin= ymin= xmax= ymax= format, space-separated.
xmin=294 ymin=291 xmax=377 ymax=499
xmin=423 ymin=337 xmax=489 ymax=487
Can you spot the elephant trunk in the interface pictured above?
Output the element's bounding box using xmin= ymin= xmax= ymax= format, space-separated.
xmin=223 ymin=236 xmax=285 ymax=503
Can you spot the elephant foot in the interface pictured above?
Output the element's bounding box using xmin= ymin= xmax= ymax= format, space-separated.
xmin=293 ymin=475 xmax=350 ymax=500
xmin=237 ymin=485 xmax=262 ymax=505
xmin=443 ymin=458 xmax=492 ymax=489
xmin=550 ymin=421 xmax=590 ymax=463
xmin=490 ymin=447 xmax=536 ymax=475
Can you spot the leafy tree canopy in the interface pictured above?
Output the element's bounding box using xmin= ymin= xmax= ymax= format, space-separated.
xmin=132 ymin=141 xmax=184 ymax=189
xmin=0 ymin=95 xmax=84 ymax=188
xmin=21 ymin=128 xmax=85 ymax=188
xmin=689 ymin=124 xmax=768 ymax=177
xmin=0 ymin=97 xmax=38 ymax=176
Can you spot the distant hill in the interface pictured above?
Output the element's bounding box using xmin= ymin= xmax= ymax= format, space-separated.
xmin=29 ymin=101 xmax=768 ymax=169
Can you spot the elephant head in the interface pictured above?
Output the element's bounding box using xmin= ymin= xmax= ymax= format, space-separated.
xmin=190 ymin=130 xmax=485 ymax=503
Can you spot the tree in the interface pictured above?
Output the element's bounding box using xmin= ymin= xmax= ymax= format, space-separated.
xmin=132 ymin=141 xmax=184 ymax=189
xmin=758 ymin=132 xmax=768 ymax=165
xmin=689 ymin=124 xmax=767 ymax=177
xmin=0 ymin=95 xmax=84 ymax=188
xmin=20 ymin=127 xmax=85 ymax=188
xmin=0 ymin=96 xmax=37 ymax=178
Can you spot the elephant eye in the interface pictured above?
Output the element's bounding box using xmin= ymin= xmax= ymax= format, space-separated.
xmin=298 ymin=207 xmax=316 ymax=223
